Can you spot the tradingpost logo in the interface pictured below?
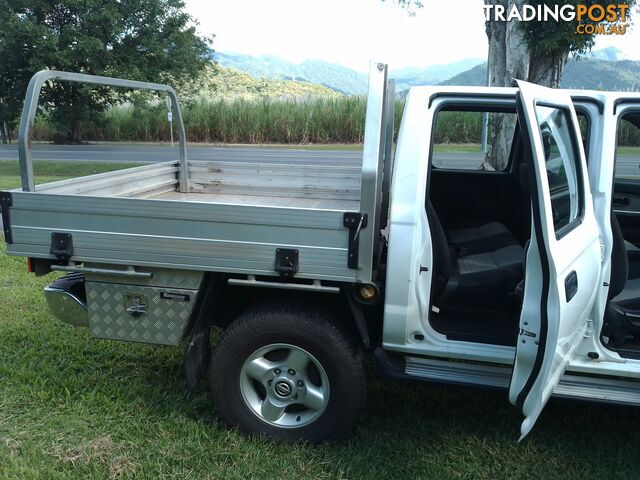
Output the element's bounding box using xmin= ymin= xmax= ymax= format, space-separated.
xmin=483 ymin=3 xmax=631 ymax=35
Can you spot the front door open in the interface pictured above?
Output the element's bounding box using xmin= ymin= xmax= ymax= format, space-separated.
xmin=510 ymin=80 xmax=602 ymax=439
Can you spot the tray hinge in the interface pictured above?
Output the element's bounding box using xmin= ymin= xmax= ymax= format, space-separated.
xmin=0 ymin=192 xmax=12 ymax=243
xmin=50 ymin=232 xmax=74 ymax=262
xmin=343 ymin=212 xmax=368 ymax=269
xmin=274 ymin=248 xmax=299 ymax=278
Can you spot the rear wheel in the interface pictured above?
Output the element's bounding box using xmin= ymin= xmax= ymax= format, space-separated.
xmin=209 ymin=304 xmax=366 ymax=441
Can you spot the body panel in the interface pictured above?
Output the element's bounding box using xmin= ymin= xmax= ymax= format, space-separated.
xmin=7 ymin=188 xmax=357 ymax=281
xmin=509 ymin=81 xmax=601 ymax=439
xmin=5 ymin=68 xmax=640 ymax=432
xmin=383 ymin=87 xmax=522 ymax=358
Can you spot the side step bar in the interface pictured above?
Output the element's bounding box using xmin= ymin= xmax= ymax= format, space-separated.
xmin=374 ymin=348 xmax=640 ymax=406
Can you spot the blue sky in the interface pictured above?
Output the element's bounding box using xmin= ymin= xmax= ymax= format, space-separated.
xmin=185 ymin=0 xmax=640 ymax=72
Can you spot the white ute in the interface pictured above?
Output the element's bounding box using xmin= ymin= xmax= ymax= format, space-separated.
xmin=2 ymin=63 xmax=640 ymax=441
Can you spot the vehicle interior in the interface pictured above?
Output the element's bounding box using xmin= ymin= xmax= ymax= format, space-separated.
xmin=424 ymin=104 xmax=640 ymax=354
xmin=599 ymin=111 xmax=640 ymax=358
xmin=426 ymin=107 xmax=529 ymax=346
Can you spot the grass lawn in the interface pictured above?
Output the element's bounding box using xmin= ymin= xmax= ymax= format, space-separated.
xmin=3 ymin=163 xmax=640 ymax=479
xmin=0 ymin=161 xmax=137 ymax=190
xmin=193 ymin=143 xmax=365 ymax=151
xmin=431 ymin=145 xmax=640 ymax=156
xmin=433 ymin=143 xmax=484 ymax=153
xmin=4 ymin=242 xmax=640 ymax=479
xmin=4 ymin=141 xmax=366 ymax=151
xmin=617 ymin=146 xmax=640 ymax=156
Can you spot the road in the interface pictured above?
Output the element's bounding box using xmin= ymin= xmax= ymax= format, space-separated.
xmin=0 ymin=143 xmax=490 ymax=170
xmin=0 ymin=144 xmax=638 ymax=176
xmin=0 ymin=144 xmax=638 ymax=231
xmin=0 ymin=144 xmax=363 ymax=166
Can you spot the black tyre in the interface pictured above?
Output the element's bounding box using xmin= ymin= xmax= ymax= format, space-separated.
xmin=209 ymin=304 xmax=366 ymax=441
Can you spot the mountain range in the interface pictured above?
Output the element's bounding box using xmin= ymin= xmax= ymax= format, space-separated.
xmin=213 ymin=52 xmax=484 ymax=94
xmin=443 ymin=59 xmax=640 ymax=92
xmin=213 ymin=53 xmax=369 ymax=94
xmin=213 ymin=47 xmax=640 ymax=95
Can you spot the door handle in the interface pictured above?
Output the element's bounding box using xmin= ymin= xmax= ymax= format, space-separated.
xmin=565 ymin=271 xmax=578 ymax=303
xmin=613 ymin=195 xmax=629 ymax=208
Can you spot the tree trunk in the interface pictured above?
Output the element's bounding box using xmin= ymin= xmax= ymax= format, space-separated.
xmin=528 ymin=49 xmax=569 ymax=88
xmin=485 ymin=0 xmax=530 ymax=169
xmin=483 ymin=0 xmax=571 ymax=169
xmin=70 ymin=119 xmax=82 ymax=144
xmin=486 ymin=112 xmax=518 ymax=170
xmin=485 ymin=0 xmax=530 ymax=88
xmin=484 ymin=0 xmax=572 ymax=88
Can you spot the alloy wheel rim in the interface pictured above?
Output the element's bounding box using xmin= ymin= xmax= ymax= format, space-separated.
xmin=239 ymin=343 xmax=330 ymax=428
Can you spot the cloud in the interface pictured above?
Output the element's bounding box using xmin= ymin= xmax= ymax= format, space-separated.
xmin=185 ymin=0 xmax=640 ymax=70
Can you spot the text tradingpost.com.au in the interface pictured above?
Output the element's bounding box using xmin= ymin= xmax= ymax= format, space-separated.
xmin=483 ymin=3 xmax=631 ymax=35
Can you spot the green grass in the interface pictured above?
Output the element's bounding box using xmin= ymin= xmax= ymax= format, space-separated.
xmin=3 ymin=241 xmax=640 ymax=479
xmin=617 ymin=146 xmax=640 ymax=156
xmin=30 ymin=97 xmax=396 ymax=145
xmin=3 ymin=161 xmax=640 ymax=478
xmin=19 ymin=90 xmax=640 ymax=147
xmin=33 ymin=96 xmax=372 ymax=145
xmin=252 ymin=143 xmax=364 ymax=151
xmin=0 ymin=161 xmax=136 ymax=178
xmin=433 ymin=143 xmax=482 ymax=153
xmin=432 ymin=145 xmax=640 ymax=157
xmin=0 ymin=161 xmax=135 ymax=190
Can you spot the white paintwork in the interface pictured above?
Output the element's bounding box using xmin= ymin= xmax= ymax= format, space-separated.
xmin=384 ymin=86 xmax=525 ymax=366
xmin=569 ymin=92 xmax=640 ymax=370
xmin=383 ymin=87 xmax=433 ymax=349
xmin=382 ymin=83 xmax=635 ymax=440
xmin=9 ymin=67 xmax=640 ymax=438
xmin=509 ymin=81 xmax=601 ymax=439
xmin=383 ymin=86 xmax=640 ymax=377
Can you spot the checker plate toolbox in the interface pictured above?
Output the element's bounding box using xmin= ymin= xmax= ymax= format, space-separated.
xmin=85 ymin=268 xmax=202 ymax=346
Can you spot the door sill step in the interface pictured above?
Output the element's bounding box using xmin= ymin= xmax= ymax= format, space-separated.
xmin=374 ymin=349 xmax=640 ymax=405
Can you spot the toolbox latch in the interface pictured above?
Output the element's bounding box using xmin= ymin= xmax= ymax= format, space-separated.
xmin=343 ymin=212 xmax=368 ymax=269
xmin=275 ymin=248 xmax=299 ymax=278
xmin=50 ymin=232 xmax=74 ymax=262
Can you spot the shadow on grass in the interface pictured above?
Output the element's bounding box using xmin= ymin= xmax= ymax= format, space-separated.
xmin=3 ymin=248 xmax=640 ymax=479
xmin=10 ymin=328 xmax=640 ymax=479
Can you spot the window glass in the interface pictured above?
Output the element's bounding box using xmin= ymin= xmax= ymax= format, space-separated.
xmin=616 ymin=115 xmax=640 ymax=180
xmin=535 ymin=106 xmax=583 ymax=234
xmin=432 ymin=110 xmax=517 ymax=171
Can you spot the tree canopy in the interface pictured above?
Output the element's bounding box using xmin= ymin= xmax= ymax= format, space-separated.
xmin=0 ymin=0 xmax=212 ymax=142
xmin=391 ymin=0 xmax=636 ymax=86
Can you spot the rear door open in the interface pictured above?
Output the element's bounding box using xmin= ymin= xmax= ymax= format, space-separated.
xmin=610 ymin=99 xmax=640 ymax=253
xmin=510 ymin=81 xmax=602 ymax=439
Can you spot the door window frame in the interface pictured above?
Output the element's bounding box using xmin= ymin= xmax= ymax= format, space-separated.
xmin=614 ymin=107 xmax=640 ymax=181
xmin=534 ymin=100 xmax=586 ymax=240
xmin=427 ymin=101 xmax=518 ymax=174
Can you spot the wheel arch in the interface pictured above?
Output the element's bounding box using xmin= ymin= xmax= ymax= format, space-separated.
xmin=182 ymin=274 xmax=380 ymax=392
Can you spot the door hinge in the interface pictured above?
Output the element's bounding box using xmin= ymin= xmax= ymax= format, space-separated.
xmin=343 ymin=212 xmax=368 ymax=269
xmin=584 ymin=319 xmax=594 ymax=338
xmin=0 ymin=192 xmax=12 ymax=243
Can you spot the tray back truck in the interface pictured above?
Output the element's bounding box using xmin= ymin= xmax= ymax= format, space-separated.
xmin=3 ymin=64 xmax=640 ymax=441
